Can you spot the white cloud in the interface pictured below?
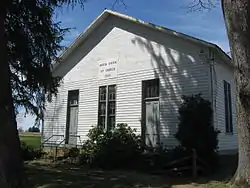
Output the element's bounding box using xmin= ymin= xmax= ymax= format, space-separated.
xmin=16 ymin=108 xmax=36 ymax=131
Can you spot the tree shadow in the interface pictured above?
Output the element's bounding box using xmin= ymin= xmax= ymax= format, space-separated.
xmin=128 ymin=25 xmax=208 ymax=149
xmin=25 ymin=162 xmax=174 ymax=188
xmin=24 ymin=158 xmax=236 ymax=188
xmin=43 ymin=95 xmax=65 ymax=145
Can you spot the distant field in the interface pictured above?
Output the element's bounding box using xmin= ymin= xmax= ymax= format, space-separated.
xmin=19 ymin=132 xmax=41 ymax=149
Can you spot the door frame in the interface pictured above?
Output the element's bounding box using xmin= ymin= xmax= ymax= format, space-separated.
xmin=141 ymin=79 xmax=160 ymax=147
xmin=65 ymin=90 xmax=79 ymax=145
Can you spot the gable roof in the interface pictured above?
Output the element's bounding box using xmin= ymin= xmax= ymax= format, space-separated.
xmin=53 ymin=9 xmax=231 ymax=71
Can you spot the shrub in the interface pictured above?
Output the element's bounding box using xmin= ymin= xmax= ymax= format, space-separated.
xmin=175 ymin=94 xmax=220 ymax=168
xmin=21 ymin=141 xmax=44 ymax=160
xmin=80 ymin=123 xmax=143 ymax=169
xmin=63 ymin=147 xmax=80 ymax=158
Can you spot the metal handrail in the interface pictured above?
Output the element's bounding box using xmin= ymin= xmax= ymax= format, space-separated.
xmin=42 ymin=134 xmax=64 ymax=147
xmin=42 ymin=135 xmax=83 ymax=160
xmin=54 ymin=138 xmax=66 ymax=160
xmin=68 ymin=134 xmax=83 ymax=145
xmin=58 ymin=138 xmax=66 ymax=146
xmin=42 ymin=134 xmax=83 ymax=149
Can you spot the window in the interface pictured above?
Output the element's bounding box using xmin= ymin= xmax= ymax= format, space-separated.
xmin=99 ymin=86 xmax=107 ymax=129
xmin=224 ymin=80 xmax=233 ymax=133
xmin=68 ymin=90 xmax=79 ymax=107
xmin=143 ymin=78 xmax=159 ymax=99
xmin=108 ymin=85 xmax=116 ymax=130
xmin=98 ymin=85 xmax=116 ymax=130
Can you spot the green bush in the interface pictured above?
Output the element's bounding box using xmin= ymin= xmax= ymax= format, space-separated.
xmin=63 ymin=147 xmax=80 ymax=158
xmin=21 ymin=141 xmax=44 ymax=161
xmin=80 ymin=123 xmax=143 ymax=169
xmin=175 ymin=94 xmax=220 ymax=168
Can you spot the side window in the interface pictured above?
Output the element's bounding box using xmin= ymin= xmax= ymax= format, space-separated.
xmin=224 ymin=80 xmax=233 ymax=133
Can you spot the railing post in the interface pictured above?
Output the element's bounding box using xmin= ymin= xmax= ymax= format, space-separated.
xmin=54 ymin=146 xmax=58 ymax=161
xmin=192 ymin=148 xmax=197 ymax=179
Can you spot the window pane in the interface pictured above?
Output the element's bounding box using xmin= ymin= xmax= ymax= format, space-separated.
xmin=108 ymin=85 xmax=116 ymax=100
xmin=108 ymin=116 xmax=115 ymax=131
xmin=108 ymin=101 xmax=116 ymax=115
xmin=70 ymin=99 xmax=78 ymax=106
xmin=100 ymin=86 xmax=106 ymax=101
xmin=99 ymin=116 xmax=105 ymax=129
xmin=100 ymin=102 xmax=106 ymax=115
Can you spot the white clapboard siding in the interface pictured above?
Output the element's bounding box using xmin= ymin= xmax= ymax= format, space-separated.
xmin=213 ymin=59 xmax=238 ymax=152
xmin=44 ymin=14 xmax=212 ymax=148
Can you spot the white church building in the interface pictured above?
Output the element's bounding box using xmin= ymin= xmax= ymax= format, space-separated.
xmin=42 ymin=10 xmax=238 ymax=154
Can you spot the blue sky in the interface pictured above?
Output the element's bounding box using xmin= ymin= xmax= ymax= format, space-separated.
xmin=17 ymin=0 xmax=229 ymax=130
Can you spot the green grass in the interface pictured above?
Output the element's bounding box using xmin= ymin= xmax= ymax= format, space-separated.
xmin=20 ymin=133 xmax=41 ymax=149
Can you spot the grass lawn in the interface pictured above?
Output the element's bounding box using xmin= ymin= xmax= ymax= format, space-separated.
xmin=24 ymin=156 xmax=236 ymax=188
xmin=20 ymin=132 xmax=41 ymax=149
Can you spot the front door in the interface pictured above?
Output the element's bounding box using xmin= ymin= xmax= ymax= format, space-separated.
xmin=68 ymin=105 xmax=78 ymax=145
xmin=66 ymin=90 xmax=79 ymax=146
xmin=145 ymin=100 xmax=160 ymax=147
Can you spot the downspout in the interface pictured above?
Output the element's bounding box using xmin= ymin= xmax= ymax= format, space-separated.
xmin=208 ymin=48 xmax=217 ymax=130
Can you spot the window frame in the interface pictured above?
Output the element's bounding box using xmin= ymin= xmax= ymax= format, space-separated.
xmin=98 ymin=86 xmax=107 ymax=129
xmin=223 ymin=80 xmax=233 ymax=134
xmin=142 ymin=78 xmax=160 ymax=100
xmin=98 ymin=85 xmax=116 ymax=130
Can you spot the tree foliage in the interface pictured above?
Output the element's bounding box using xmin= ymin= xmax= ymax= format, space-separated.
xmin=1 ymin=1 xmax=87 ymax=187
xmin=175 ymin=94 xmax=219 ymax=152
xmin=27 ymin=126 xmax=40 ymax=133
xmin=5 ymin=1 xmax=68 ymax=122
xmin=175 ymin=94 xmax=219 ymax=166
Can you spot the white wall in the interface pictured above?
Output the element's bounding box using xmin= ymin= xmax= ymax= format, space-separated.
xmin=44 ymin=15 xmax=210 ymax=147
xmin=213 ymin=58 xmax=238 ymax=152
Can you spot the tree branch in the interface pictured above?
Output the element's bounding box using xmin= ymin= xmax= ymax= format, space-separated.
xmin=111 ymin=0 xmax=127 ymax=10
xmin=187 ymin=0 xmax=217 ymax=12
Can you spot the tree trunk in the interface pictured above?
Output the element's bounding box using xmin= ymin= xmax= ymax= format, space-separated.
xmin=222 ymin=0 xmax=250 ymax=186
xmin=0 ymin=7 xmax=24 ymax=188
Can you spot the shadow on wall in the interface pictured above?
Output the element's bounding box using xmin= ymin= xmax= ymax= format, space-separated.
xmin=49 ymin=16 xmax=208 ymax=148
xmin=129 ymin=25 xmax=207 ymax=148
xmin=44 ymin=95 xmax=65 ymax=145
